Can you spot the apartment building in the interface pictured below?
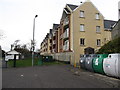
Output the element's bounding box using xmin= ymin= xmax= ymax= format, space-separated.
xmin=40 ymin=33 xmax=50 ymax=55
xmin=40 ymin=0 xmax=116 ymax=66
xmin=51 ymin=24 xmax=59 ymax=53
xmin=49 ymin=29 xmax=52 ymax=53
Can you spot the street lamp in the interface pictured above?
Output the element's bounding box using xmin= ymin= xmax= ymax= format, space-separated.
xmin=32 ymin=15 xmax=38 ymax=66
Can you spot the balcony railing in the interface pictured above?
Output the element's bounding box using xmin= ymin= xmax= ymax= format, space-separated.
xmin=49 ymin=43 xmax=52 ymax=46
xmin=52 ymin=40 xmax=56 ymax=44
xmin=52 ymin=49 xmax=55 ymax=53
xmin=60 ymin=34 xmax=63 ymax=39
xmin=63 ymin=17 xmax=69 ymax=26
xmin=49 ymin=35 xmax=52 ymax=39
xmin=52 ymin=32 xmax=56 ymax=36
xmin=63 ymin=28 xmax=69 ymax=39
xmin=63 ymin=41 xmax=69 ymax=51
xmin=63 ymin=45 xmax=69 ymax=51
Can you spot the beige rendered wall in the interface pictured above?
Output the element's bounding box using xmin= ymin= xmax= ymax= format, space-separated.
xmin=71 ymin=1 xmax=105 ymax=65
xmin=104 ymin=30 xmax=112 ymax=44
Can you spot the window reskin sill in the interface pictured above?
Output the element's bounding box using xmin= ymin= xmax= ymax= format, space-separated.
xmin=79 ymin=17 xmax=85 ymax=19
xmin=97 ymin=45 xmax=101 ymax=47
xmin=96 ymin=32 xmax=101 ymax=34
xmin=80 ymin=31 xmax=85 ymax=32
xmin=95 ymin=19 xmax=100 ymax=20
xmin=80 ymin=45 xmax=85 ymax=47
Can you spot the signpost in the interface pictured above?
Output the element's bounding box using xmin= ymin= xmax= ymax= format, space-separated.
xmin=5 ymin=54 xmax=17 ymax=68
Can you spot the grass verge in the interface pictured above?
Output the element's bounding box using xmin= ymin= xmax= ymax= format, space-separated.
xmin=7 ymin=58 xmax=67 ymax=68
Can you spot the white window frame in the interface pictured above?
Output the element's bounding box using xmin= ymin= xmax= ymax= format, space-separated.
xmin=97 ymin=39 xmax=101 ymax=46
xmin=96 ymin=26 xmax=100 ymax=32
xmin=80 ymin=11 xmax=84 ymax=18
xmin=80 ymin=24 xmax=85 ymax=31
xmin=96 ymin=13 xmax=100 ymax=20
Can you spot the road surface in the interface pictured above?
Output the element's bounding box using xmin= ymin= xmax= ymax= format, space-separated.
xmin=2 ymin=64 xmax=120 ymax=88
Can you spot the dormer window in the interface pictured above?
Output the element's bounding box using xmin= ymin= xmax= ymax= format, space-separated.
xmin=80 ymin=11 xmax=84 ymax=18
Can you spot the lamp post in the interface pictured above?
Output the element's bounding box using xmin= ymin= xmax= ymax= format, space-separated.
xmin=32 ymin=15 xmax=38 ymax=66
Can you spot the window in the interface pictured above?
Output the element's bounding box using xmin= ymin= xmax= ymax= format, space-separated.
xmin=66 ymin=28 xmax=69 ymax=37
xmin=96 ymin=13 xmax=100 ymax=19
xmin=80 ymin=24 xmax=85 ymax=31
xmin=96 ymin=26 xmax=100 ymax=32
xmin=97 ymin=39 xmax=101 ymax=46
xmin=63 ymin=40 xmax=69 ymax=50
xmin=80 ymin=38 xmax=85 ymax=45
xmin=80 ymin=11 xmax=84 ymax=18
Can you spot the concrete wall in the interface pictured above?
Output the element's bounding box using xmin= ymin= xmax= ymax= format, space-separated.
xmin=51 ymin=52 xmax=73 ymax=63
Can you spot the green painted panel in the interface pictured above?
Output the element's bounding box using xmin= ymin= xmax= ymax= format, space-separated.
xmin=93 ymin=54 xmax=108 ymax=74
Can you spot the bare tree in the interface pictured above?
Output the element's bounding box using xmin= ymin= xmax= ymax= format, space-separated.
xmin=10 ymin=40 xmax=20 ymax=50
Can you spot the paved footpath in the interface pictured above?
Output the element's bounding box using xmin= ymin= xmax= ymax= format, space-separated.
xmin=2 ymin=65 xmax=120 ymax=88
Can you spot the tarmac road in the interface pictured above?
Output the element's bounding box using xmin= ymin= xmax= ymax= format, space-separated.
xmin=2 ymin=64 xmax=120 ymax=88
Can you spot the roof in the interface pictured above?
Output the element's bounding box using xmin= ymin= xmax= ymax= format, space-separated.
xmin=53 ymin=24 xmax=59 ymax=30
xmin=45 ymin=33 xmax=49 ymax=39
xmin=67 ymin=4 xmax=78 ymax=11
xmin=64 ymin=8 xmax=70 ymax=13
xmin=7 ymin=50 xmax=21 ymax=55
xmin=112 ymin=19 xmax=120 ymax=29
xmin=104 ymin=20 xmax=117 ymax=30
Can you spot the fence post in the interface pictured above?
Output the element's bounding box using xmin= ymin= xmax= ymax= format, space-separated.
xmin=13 ymin=54 xmax=16 ymax=67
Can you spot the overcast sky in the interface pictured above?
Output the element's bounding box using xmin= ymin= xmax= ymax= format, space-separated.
xmin=0 ymin=0 xmax=120 ymax=52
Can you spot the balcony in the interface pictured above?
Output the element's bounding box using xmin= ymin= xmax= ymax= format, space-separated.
xmin=49 ymin=35 xmax=52 ymax=39
xmin=63 ymin=17 xmax=69 ymax=26
xmin=63 ymin=28 xmax=69 ymax=39
xmin=60 ymin=34 xmax=63 ymax=39
xmin=52 ymin=40 xmax=56 ymax=45
xmin=63 ymin=45 xmax=66 ymax=51
xmin=52 ymin=32 xmax=56 ymax=36
xmin=63 ymin=45 xmax=69 ymax=51
xmin=49 ymin=43 xmax=52 ymax=46
xmin=52 ymin=49 xmax=55 ymax=53
xmin=63 ymin=41 xmax=69 ymax=51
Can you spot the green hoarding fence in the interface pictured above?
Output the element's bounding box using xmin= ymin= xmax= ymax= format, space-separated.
xmin=38 ymin=55 xmax=53 ymax=65
xmin=43 ymin=56 xmax=53 ymax=62
xmin=92 ymin=54 xmax=108 ymax=74
xmin=38 ymin=55 xmax=43 ymax=65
